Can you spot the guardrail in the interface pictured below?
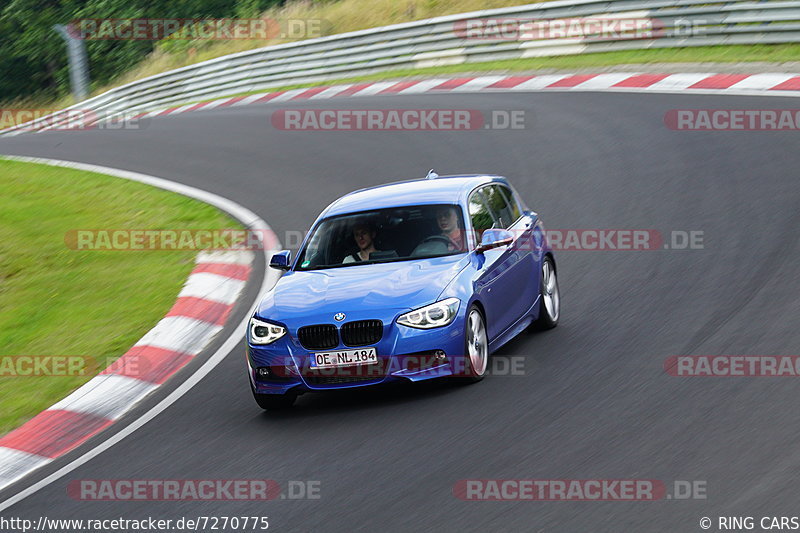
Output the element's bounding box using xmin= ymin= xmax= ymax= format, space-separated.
xmin=5 ymin=0 xmax=800 ymax=133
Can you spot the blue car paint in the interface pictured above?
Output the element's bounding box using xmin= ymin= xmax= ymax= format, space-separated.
xmin=247 ymin=175 xmax=554 ymax=396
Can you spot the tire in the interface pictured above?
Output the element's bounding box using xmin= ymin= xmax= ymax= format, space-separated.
xmin=460 ymin=304 xmax=489 ymax=383
xmin=535 ymin=255 xmax=560 ymax=330
xmin=252 ymin=386 xmax=296 ymax=410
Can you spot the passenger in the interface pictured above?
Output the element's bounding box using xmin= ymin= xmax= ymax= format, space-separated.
xmin=343 ymin=220 xmax=381 ymax=263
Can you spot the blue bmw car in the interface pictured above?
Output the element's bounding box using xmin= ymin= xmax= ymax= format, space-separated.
xmin=246 ymin=172 xmax=559 ymax=409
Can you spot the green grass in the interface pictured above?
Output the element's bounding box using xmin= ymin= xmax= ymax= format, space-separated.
xmin=0 ymin=159 xmax=241 ymax=436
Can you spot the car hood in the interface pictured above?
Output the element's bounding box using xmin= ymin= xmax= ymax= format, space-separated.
xmin=256 ymin=255 xmax=469 ymax=323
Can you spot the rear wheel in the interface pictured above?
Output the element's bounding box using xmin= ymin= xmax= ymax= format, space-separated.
xmin=535 ymin=256 xmax=560 ymax=329
xmin=462 ymin=305 xmax=489 ymax=382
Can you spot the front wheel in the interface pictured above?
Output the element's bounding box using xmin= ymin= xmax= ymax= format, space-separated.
xmin=535 ymin=256 xmax=560 ymax=329
xmin=461 ymin=305 xmax=489 ymax=383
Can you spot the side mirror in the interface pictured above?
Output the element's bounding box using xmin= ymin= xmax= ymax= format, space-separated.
xmin=269 ymin=250 xmax=291 ymax=270
xmin=476 ymin=229 xmax=513 ymax=254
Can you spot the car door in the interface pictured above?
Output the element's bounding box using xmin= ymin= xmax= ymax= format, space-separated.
xmin=483 ymin=184 xmax=538 ymax=327
xmin=469 ymin=185 xmax=532 ymax=340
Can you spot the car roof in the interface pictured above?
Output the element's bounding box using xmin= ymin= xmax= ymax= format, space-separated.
xmin=323 ymin=174 xmax=508 ymax=217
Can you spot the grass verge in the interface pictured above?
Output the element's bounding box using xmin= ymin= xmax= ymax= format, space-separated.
xmin=0 ymin=159 xmax=241 ymax=436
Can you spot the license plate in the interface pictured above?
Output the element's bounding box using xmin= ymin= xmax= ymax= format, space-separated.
xmin=310 ymin=347 xmax=378 ymax=369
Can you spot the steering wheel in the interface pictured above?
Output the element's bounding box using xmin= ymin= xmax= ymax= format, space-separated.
xmin=411 ymin=235 xmax=453 ymax=257
xmin=419 ymin=235 xmax=453 ymax=247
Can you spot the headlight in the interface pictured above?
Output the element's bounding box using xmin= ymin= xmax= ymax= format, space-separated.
xmin=397 ymin=298 xmax=460 ymax=329
xmin=249 ymin=317 xmax=286 ymax=345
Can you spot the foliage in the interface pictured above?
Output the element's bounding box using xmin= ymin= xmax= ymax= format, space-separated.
xmin=0 ymin=0 xmax=281 ymax=103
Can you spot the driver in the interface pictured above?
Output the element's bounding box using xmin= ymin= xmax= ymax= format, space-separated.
xmin=343 ymin=219 xmax=381 ymax=263
xmin=435 ymin=205 xmax=466 ymax=252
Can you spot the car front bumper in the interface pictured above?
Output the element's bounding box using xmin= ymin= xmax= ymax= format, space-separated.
xmin=247 ymin=312 xmax=469 ymax=395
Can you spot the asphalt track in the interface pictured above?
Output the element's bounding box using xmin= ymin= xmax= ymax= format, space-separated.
xmin=2 ymin=92 xmax=800 ymax=532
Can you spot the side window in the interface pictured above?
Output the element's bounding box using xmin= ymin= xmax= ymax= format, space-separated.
xmin=498 ymin=186 xmax=521 ymax=223
xmin=468 ymin=190 xmax=495 ymax=243
xmin=483 ymin=185 xmax=516 ymax=229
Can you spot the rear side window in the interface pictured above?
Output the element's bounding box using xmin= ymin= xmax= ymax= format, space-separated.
xmin=468 ymin=190 xmax=494 ymax=242
xmin=482 ymin=185 xmax=517 ymax=229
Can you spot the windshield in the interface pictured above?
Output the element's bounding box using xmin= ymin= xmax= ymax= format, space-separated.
xmin=295 ymin=204 xmax=467 ymax=270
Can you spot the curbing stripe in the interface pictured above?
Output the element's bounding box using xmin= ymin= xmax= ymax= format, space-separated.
xmin=101 ymin=345 xmax=195 ymax=385
xmin=575 ymin=73 xmax=640 ymax=89
xmin=133 ymin=316 xmax=224 ymax=354
xmin=0 ymin=449 xmax=50 ymax=489
xmin=176 ymin=272 xmax=247 ymax=305
xmin=612 ymin=73 xmax=669 ymax=88
xmin=688 ymin=74 xmax=751 ymax=90
xmin=380 ymin=81 xmax=420 ymax=94
xmin=60 ymin=71 xmax=799 ymax=132
xmin=728 ymin=73 xmax=796 ymax=91
xmin=0 ymin=411 xmax=114 ymax=459
xmin=772 ymin=76 xmax=800 ymax=91
xmin=545 ymin=74 xmax=599 ymax=88
xmin=645 ymin=73 xmax=717 ymax=91
xmin=430 ymin=77 xmax=474 ymax=91
xmin=191 ymin=262 xmax=252 ymax=281
xmin=166 ymin=296 xmax=235 ymax=326
xmin=29 ymin=70 xmax=800 ymax=136
xmin=308 ymin=85 xmax=355 ymax=99
xmin=197 ymin=250 xmax=256 ymax=265
xmin=292 ymin=86 xmax=331 ymax=100
xmin=395 ymin=78 xmax=451 ymax=94
xmin=49 ymin=375 xmax=158 ymax=421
